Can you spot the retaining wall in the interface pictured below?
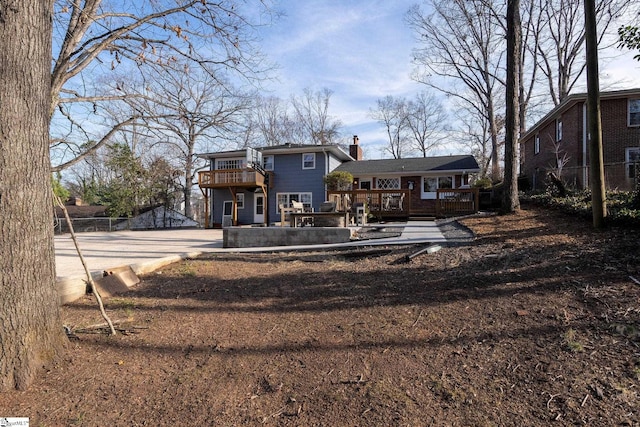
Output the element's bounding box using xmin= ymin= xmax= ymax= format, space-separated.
xmin=224 ymin=227 xmax=353 ymax=248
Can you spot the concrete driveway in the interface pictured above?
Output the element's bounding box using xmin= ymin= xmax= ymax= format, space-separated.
xmin=55 ymin=222 xmax=446 ymax=279
xmin=54 ymin=222 xmax=445 ymax=303
xmin=55 ymin=228 xmax=224 ymax=279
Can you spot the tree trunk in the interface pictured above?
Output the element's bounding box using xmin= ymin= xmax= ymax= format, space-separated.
xmin=503 ymin=0 xmax=522 ymax=213
xmin=584 ymin=0 xmax=607 ymax=227
xmin=0 ymin=0 xmax=66 ymax=390
xmin=487 ymin=97 xmax=501 ymax=181
xmin=184 ymin=134 xmax=195 ymax=219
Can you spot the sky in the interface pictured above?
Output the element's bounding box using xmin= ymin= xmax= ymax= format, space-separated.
xmin=259 ymin=0 xmax=423 ymax=159
xmin=256 ymin=0 xmax=640 ymax=160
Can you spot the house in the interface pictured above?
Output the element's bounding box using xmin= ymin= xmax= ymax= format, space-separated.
xmin=197 ymin=138 xmax=480 ymax=227
xmin=333 ymin=142 xmax=480 ymax=217
xmin=520 ymin=88 xmax=640 ymax=191
xmin=198 ymin=143 xmax=352 ymax=228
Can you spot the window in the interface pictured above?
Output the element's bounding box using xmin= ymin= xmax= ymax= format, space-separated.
xmin=421 ymin=176 xmax=454 ymax=199
xmin=556 ymin=118 xmax=563 ymax=141
xmin=534 ymin=134 xmax=540 ymax=154
xmin=236 ymin=193 xmax=244 ymax=209
xmin=263 ymin=155 xmax=274 ymax=171
xmin=216 ymin=158 xmax=244 ymax=170
xmin=302 ymin=153 xmax=315 ymax=169
xmin=359 ymin=180 xmax=371 ymax=190
xmin=376 ymin=177 xmax=400 ymax=190
xmin=277 ymin=193 xmax=312 ymax=211
xmin=629 ymin=99 xmax=640 ymax=127
xmin=627 ymin=147 xmax=640 ymax=179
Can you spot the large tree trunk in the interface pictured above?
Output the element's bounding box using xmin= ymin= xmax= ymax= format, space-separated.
xmin=0 ymin=0 xmax=66 ymax=390
xmin=503 ymin=0 xmax=522 ymax=213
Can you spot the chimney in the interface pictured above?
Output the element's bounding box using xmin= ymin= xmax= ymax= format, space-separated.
xmin=350 ymin=135 xmax=363 ymax=161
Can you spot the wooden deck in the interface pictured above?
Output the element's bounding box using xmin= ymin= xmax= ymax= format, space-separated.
xmin=327 ymin=188 xmax=479 ymax=218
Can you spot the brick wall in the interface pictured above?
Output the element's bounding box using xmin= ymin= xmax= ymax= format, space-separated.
xmin=521 ymin=94 xmax=640 ymax=191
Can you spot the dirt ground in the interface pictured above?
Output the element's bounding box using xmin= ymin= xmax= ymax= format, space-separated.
xmin=2 ymin=204 xmax=639 ymax=426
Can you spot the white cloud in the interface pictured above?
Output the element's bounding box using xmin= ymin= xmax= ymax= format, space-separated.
xmin=259 ymin=1 xmax=640 ymax=160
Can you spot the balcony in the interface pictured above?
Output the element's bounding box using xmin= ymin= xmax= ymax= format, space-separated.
xmin=198 ymin=168 xmax=269 ymax=189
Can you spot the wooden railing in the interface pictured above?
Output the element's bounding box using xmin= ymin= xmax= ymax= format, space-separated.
xmin=435 ymin=188 xmax=479 ymax=216
xmin=326 ymin=190 xmax=410 ymax=218
xmin=328 ymin=188 xmax=479 ymax=218
xmin=198 ymin=168 xmax=267 ymax=188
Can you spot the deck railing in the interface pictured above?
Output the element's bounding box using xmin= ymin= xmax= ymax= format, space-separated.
xmin=435 ymin=188 xmax=479 ymax=216
xmin=328 ymin=188 xmax=479 ymax=218
xmin=326 ymin=190 xmax=410 ymax=217
xmin=198 ymin=168 xmax=267 ymax=188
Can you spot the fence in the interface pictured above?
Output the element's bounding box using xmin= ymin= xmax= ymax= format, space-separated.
xmin=53 ymin=217 xmax=131 ymax=234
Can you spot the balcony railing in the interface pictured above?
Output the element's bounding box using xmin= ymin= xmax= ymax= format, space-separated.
xmin=198 ymin=168 xmax=267 ymax=188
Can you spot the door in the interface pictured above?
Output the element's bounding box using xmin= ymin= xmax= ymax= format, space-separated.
xmin=254 ymin=194 xmax=265 ymax=224
xmin=222 ymin=200 xmax=233 ymax=227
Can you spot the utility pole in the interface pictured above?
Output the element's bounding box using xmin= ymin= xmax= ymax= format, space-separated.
xmin=584 ymin=0 xmax=607 ymax=228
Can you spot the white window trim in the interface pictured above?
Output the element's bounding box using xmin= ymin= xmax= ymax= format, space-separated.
xmin=359 ymin=178 xmax=372 ymax=190
xmin=628 ymin=99 xmax=640 ymax=127
xmin=626 ymin=147 xmax=640 ymax=179
xmin=421 ymin=175 xmax=455 ymax=199
xmin=215 ymin=158 xmax=245 ymax=170
xmin=236 ymin=193 xmax=245 ymax=209
xmin=375 ymin=177 xmax=401 ymax=190
xmin=302 ymin=153 xmax=316 ymax=170
xmin=276 ymin=192 xmax=313 ymax=211
xmin=263 ymin=155 xmax=274 ymax=171
xmin=556 ymin=118 xmax=563 ymax=141
xmin=534 ymin=134 xmax=540 ymax=154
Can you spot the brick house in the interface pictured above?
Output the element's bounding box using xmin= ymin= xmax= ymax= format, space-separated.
xmin=520 ymin=88 xmax=640 ymax=191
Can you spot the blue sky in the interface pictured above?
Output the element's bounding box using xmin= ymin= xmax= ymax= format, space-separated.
xmin=259 ymin=0 xmax=423 ymax=159
xmin=258 ymin=1 xmax=640 ymax=160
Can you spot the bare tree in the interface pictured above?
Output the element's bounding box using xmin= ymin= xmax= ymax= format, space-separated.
xmin=503 ymin=0 xmax=522 ymax=213
xmin=123 ymin=66 xmax=252 ymax=218
xmin=534 ymin=0 xmax=632 ymax=105
xmin=50 ymin=0 xmax=277 ymax=170
xmin=1 ymin=0 xmax=67 ymax=391
xmin=408 ymin=0 xmax=506 ymax=179
xmin=406 ymin=92 xmax=448 ymax=157
xmin=253 ymin=95 xmax=304 ymax=146
xmin=291 ymin=88 xmax=343 ymax=145
xmin=370 ymin=96 xmax=411 ymax=159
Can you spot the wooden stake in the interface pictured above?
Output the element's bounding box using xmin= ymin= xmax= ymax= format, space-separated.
xmin=55 ymin=195 xmax=116 ymax=335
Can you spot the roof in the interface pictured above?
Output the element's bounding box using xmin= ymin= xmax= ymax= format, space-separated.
xmin=198 ymin=143 xmax=353 ymax=162
xmin=334 ymin=155 xmax=480 ymax=176
xmin=521 ymin=87 xmax=640 ymax=141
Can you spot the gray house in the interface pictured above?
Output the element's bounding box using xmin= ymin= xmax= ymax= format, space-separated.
xmin=198 ymin=138 xmax=481 ymax=227
xmin=198 ymin=143 xmax=352 ymax=227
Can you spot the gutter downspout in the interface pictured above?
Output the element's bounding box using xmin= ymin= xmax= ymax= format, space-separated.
xmin=324 ymin=149 xmax=330 ymax=206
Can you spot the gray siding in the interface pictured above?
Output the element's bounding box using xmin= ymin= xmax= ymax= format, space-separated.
xmin=269 ymin=151 xmax=328 ymax=217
